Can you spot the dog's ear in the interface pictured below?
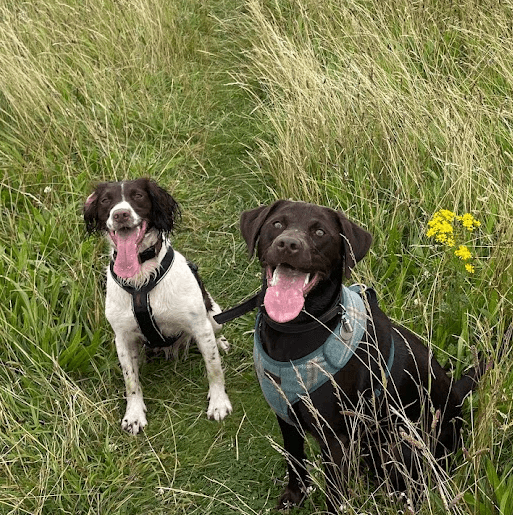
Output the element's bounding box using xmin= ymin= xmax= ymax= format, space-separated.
xmin=83 ymin=183 xmax=105 ymax=233
xmin=336 ymin=212 xmax=372 ymax=279
xmin=146 ymin=179 xmax=181 ymax=233
xmin=240 ymin=200 xmax=287 ymax=257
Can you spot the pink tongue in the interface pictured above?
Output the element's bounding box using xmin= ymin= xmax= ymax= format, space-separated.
xmin=111 ymin=229 xmax=142 ymax=279
xmin=264 ymin=266 xmax=310 ymax=323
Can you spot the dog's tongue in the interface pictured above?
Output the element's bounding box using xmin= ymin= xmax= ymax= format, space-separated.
xmin=110 ymin=223 xmax=146 ymax=279
xmin=264 ymin=265 xmax=311 ymax=323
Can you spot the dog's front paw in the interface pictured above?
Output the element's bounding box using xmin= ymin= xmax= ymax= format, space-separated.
xmin=276 ymin=487 xmax=305 ymax=510
xmin=207 ymin=389 xmax=232 ymax=421
xmin=276 ymin=483 xmax=313 ymax=511
xmin=121 ymin=403 xmax=147 ymax=435
xmin=216 ymin=336 xmax=230 ymax=353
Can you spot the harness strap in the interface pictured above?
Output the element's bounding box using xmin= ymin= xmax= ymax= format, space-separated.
xmin=131 ymin=290 xmax=183 ymax=348
xmin=110 ymin=245 xmax=184 ymax=348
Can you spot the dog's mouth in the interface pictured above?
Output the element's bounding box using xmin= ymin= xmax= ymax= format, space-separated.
xmin=264 ymin=264 xmax=320 ymax=323
xmin=109 ymin=221 xmax=147 ymax=279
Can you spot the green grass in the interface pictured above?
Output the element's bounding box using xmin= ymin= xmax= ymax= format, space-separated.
xmin=0 ymin=0 xmax=512 ymax=513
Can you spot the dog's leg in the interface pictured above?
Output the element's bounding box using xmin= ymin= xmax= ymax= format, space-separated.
xmin=276 ymin=416 xmax=310 ymax=509
xmin=115 ymin=334 xmax=147 ymax=434
xmin=207 ymin=298 xmax=230 ymax=353
xmin=193 ymin=319 xmax=232 ymax=420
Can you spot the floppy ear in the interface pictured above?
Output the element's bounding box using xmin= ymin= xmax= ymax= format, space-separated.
xmin=83 ymin=183 xmax=106 ymax=233
xmin=240 ymin=200 xmax=287 ymax=257
xmin=146 ymin=179 xmax=181 ymax=233
xmin=336 ymin=212 xmax=372 ymax=279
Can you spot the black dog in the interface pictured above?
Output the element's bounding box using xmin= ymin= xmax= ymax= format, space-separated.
xmin=240 ymin=200 xmax=484 ymax=512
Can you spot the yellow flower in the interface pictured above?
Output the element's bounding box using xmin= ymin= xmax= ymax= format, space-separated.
xmin=458 ymin=213 xmax=481 ymax=232
xmin=454 ymin=245 xmax=472 ymax=261
xmin=427 ymin=210 xmax=455 ymax=246
xmin=465 ymin=263 xmax=475 ymax=273
xmin=426 ymin=209 xmax=480 ymax=274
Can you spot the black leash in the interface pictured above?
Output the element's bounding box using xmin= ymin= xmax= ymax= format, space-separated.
xmin=213 ymin=288 xmax=343 ymax=330
xmin=213 ymin=292 xmax=261 ymax=324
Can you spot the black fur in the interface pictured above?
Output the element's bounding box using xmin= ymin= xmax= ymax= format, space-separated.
xmin=240 ymin=200 xmax=486 ymax=513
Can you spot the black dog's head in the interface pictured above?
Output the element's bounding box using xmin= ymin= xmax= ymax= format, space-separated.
xmin=240 ymin=200 xmax=372 ymax=279
xmin=83 ymin=178 xmax=180 ymax=279
xmin=240 ymin=200 xmax=372 ymax=322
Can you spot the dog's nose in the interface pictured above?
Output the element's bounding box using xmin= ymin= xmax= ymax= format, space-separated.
xmin=113 ymin=209 xmax=131 ymax=222
xmin=275 ymin=235 xmax=302 ymax=255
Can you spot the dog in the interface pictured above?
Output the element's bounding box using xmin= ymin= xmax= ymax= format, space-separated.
xmin=240 ymin=200 xmax=485 ymax=512
xmin=84 ymin=178 xmax=232 ymax=434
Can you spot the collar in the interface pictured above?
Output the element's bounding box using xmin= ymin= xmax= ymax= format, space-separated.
xmin=110 ymin=243 xmax=174 ymax=295
xmin=261 ymin=294 xmax=344 ymax=334
xmin=112 ymin=236 xmax=163 ymax=266
xmin=213 ymin=279 xmax=343 ymax=328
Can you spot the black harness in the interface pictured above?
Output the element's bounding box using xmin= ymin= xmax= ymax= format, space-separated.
xmin=110 ymin=245 xmax=184 ymax=348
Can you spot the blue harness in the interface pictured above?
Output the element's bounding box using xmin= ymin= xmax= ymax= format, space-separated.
xmin=254 ymin=284 xmax=394 ymax=427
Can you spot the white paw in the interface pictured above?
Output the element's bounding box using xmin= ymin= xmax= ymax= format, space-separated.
xmin=121 ymin=402 xmax=147 ymax=435
xmin=207 ymin=389 xmax=232 ymax=421
xmin=216 ymin=336 xmax=230 ymax=353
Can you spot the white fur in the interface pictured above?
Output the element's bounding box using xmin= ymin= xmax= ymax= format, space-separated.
xmin=105 ymin=229 xmax=232 ymax=434
xmin=106 ymin=199 xmax=141 ymax=231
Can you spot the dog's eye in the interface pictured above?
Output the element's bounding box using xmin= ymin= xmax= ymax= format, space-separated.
xmin=273 ymin=221 xmax=283 ymax=229
xmin=100 ymin=197 xmax=111 ymax=205
xmin=133 ymin=193 xmax=144 ymax=200
xmin=315 ymin=229 xmax=325 ymax=237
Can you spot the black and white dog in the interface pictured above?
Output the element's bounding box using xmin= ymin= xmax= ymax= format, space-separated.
xmin=84 ymin=178 xmax=232 ymax=434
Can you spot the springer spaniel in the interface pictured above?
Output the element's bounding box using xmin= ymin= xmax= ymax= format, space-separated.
xmin=84 ymin=178 xmax=232 ymax=434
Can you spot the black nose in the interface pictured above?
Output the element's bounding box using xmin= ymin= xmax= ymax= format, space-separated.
xmin=275 ymin=235 xmax=302 ymax=255
xmin=113 ymin=209 xmax=131 ymax=222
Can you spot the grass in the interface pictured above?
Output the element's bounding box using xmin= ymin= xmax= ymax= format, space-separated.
xmin=0 ymin=0 xmax=512 ymax=513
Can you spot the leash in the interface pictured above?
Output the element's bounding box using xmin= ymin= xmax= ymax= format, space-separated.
xmin=212 ymin=289 xmax=344 ymax=328
xmin=213 ymin=292 xmax=261 ymax=324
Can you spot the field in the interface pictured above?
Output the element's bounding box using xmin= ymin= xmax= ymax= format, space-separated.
xmin=0 ymin=0 xmax=512 ymax=513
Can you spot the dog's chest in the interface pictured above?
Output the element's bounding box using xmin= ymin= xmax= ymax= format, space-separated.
xmin=105 ymin=251 xmax=203 ymax=339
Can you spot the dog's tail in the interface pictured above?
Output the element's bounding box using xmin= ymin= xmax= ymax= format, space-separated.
xmin=452 ymin=359 xmax=488 ymax=404
xmin=452 ymin=322 xmax=512 ymax=403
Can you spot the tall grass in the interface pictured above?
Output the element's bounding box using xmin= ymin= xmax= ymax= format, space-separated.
xmin=231 ymin=0 xmax=513 ymax=512
xmin=0 ymin=0 xmax=512 ymax=513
